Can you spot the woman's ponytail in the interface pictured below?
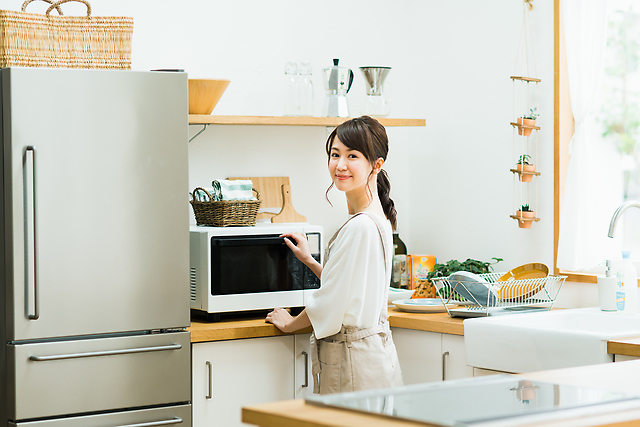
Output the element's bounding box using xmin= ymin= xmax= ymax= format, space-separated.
xmin=377 ymin=169 xmax=397 ymax=230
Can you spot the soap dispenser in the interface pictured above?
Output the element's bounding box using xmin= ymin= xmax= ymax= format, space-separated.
xmin=597 ymin=260 xmax=617 ymax=311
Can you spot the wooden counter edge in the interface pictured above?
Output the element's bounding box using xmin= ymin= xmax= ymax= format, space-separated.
xmin=242 ymin=399 xmax=431 ymax=427
xmin=607 ymin=336 xmax=640 ymax=358
xmin=189 ymin=309 xmax=464 ymax=343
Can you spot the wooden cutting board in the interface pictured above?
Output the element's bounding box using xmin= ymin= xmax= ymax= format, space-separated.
xmin=228 ymin=176 xmax=306 ymax=223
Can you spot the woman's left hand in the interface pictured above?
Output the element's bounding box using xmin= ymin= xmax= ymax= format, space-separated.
xmin=266 ymin=308 xmax=294 ymax=333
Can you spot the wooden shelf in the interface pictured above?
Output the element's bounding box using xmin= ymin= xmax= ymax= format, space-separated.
xmin=188 ymin=115 xmax=425 ymax=127
xmin=510 ymin=168 xmax=541 ymax=176
xmin=510 ymin=215 xmax=540 ymax=222
xmin=510 ymin=121 xmax=540 ymax=131
xmin=510 ymin=76 xmax=541 ymax=83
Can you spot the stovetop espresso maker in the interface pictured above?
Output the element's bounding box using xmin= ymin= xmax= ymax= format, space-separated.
xmin=322 ymin=58 xmax=353 ymax=117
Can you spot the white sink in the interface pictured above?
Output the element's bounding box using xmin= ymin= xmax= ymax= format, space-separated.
xmin=464 ymin=307 xmax=640 ymax=373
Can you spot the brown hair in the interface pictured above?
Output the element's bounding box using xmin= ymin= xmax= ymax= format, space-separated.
xmin=325 ymin=116 xmax=397 ymax=230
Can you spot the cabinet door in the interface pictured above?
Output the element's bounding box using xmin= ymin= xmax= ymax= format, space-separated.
xmin=391 ymin=328 xmax=442 ymax=384
xmin=192 ymin=336 xmax=295 ymax=427
xmin=441 ymin=333 xmax=474 ymax=381
xmin=294 ymin=333 xmax=314 ymax=399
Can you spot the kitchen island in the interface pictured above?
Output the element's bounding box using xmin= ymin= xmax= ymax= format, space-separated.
xmin=241 ymin=359 xmax=640 ymax=427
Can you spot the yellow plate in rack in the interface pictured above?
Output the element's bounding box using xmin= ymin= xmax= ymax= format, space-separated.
xmin=496 ymin=263 xmax=549 ymax=301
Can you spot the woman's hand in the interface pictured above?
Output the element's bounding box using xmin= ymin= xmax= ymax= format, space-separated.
xmin=281 ymin=232 xmax=313 ymax=264
xmin=266 ymin=308 xmax=312 ymax=333
xmin=280 ymin=232 xmax=323 ymax=279
xmin=265 ymin=308 xmax=294 ymax=333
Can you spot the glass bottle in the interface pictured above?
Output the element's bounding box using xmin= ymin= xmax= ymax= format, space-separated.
xmin=391 ymin=232 xmax=408 ymax=289
xmin=298 ymin=61 xmax=314 ymax=116
xmin=284 ymin=61 xmax=299 ymax=116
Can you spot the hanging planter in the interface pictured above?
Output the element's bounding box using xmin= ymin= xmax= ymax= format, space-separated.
xmin=516 ymin=154 xmax=536 ymax=182
xmin=517 ymin=108 xmax=539 ymax=136
xmin=516 ymin=205 xmax=536 ymax=229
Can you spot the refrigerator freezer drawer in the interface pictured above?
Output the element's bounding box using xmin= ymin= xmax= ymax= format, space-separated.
xmin=7 ymin=332 xmax=190 ymax=421
xmin=9 ymin=403 xmax=191 ymax=426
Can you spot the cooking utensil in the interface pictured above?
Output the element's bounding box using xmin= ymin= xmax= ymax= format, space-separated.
xmin=359 ymin=66 xmax=391 ymax=117
xmin=228 ymin=177 xmax=306 ymax=223
xmin=322 ymin=58 xmax=353 ymax=117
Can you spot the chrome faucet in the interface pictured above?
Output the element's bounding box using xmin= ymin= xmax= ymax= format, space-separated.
xmin=608 ymin=201 xmax=640 ymax=238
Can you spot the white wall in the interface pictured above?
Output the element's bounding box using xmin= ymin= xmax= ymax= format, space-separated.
xmin=58 ymin=0 xmax=588 ymax=307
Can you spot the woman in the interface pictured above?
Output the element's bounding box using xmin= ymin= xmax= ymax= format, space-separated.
xmin=266 ymin=115 xmax=403 ymax=394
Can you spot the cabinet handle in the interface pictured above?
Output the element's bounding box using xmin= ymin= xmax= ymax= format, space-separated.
xmin=442 ymin=351 xmax=449 ymax=381
xmin=29 ymin=343 xmax=182 ymax=361
xmin=206 ymin=360 xmax=212 ymax=399
xmin=302 ymin=351 xmax=309 ymax=388
xmin=114 ymin=417 xmax=183 ymax=427
xmin=24 ymin=146 xmax=39 ymax=320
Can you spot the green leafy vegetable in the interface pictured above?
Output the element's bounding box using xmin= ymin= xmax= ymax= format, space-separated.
xmin=430 ymin=257 xmax=503 ymax=300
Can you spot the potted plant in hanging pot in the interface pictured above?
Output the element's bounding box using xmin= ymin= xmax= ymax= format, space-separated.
xmin=516 ymin=154 xmax=536 ymax=182
xmin=517 ymin=108 xmax=539 ymax=136
xmin=516 ymin=204 xmax=535 ymax=229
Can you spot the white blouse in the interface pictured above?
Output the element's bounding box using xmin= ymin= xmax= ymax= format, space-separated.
xmin=305 ymin=213 xmax=392 ymax=339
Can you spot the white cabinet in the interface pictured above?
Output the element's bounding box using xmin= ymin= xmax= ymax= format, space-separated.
xmin=391 ymin=328 xmax=473 ymax=384
xmin=391 ymin=328 xmax=443 ymax=384
xmin=192 ymin=336 xmax=295 ymax=427
xmin=294 ymin=333 xmax=314 ymax=399
xmin=442 ymin=333 xmax=474 ymax=380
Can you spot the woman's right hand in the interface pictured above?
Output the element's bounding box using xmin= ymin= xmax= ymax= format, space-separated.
xmin=281 ymin=232 xmax=323 ymax=279
xmin=281 ymin=232 xmax=313 ymax=264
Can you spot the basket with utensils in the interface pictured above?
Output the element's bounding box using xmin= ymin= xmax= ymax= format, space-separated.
xmin=190 ymin=187 xmax=261 ymax=227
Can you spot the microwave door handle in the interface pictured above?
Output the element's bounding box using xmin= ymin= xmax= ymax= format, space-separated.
xmin=214 ymin=237 xmax=286 ymax=246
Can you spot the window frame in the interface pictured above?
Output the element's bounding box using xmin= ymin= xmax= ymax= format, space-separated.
xmin=554 ymin=0 xmax=596 ymax=284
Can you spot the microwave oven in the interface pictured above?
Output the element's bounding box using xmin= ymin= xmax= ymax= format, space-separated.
xmin=189 ymin=223 xmax=323 ymax=320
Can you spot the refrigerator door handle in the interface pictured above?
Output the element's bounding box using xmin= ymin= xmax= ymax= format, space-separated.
xmin=24 ymin=145 xmax=39 ymax=320
xmin=113 ymin=417 xmax=183 ymax=427
xmin=29 ymin=343 xmax=182 ymax=361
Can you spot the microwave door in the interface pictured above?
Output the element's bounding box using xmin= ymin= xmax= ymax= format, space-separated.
xmin=210 ymin=235 xmax=304 ymax=295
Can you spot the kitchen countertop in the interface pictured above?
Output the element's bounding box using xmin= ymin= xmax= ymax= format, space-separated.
xmin=608 ymin=337 xmax=640 ymax=358
xmin=188 ymin=307 xmax=464 ymax=343
xmin=242 ymin=360 xmax=640 ymax=427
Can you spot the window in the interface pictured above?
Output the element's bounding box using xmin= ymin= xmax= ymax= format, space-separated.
xmin=556 ymin=0 xmax=640 ymax=281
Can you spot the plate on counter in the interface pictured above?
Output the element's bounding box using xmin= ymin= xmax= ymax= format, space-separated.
xmin=392 ymin=298 xmax=457 ymax=313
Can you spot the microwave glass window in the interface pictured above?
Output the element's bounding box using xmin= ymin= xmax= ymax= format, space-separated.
xmin=210 ymin=235 xmax=316 ymax=296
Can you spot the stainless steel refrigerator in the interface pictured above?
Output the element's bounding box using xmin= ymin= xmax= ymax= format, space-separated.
xmin=0 ymin=68 xmax=191 ymax=426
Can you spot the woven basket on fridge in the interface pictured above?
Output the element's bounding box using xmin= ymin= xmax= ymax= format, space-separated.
xmin=190 ymin=187 xmax=262 ymax=227
xmin=0 ymin=0 xmax=133 ymax=70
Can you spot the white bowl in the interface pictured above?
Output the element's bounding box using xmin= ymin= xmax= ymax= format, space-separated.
xmin=388 ymin=288 xmax=415 ymax=304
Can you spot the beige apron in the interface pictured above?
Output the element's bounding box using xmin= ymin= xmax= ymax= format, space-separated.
xmin=309 ymin=213 xmax=404 ymax=394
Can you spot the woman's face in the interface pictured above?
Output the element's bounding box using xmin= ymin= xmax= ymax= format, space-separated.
xmin=328 ymin=137 xmax=374 ymax=193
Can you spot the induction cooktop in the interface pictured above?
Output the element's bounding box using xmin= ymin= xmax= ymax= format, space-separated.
xmin=306 ymin=375 xmax=640 ymax=426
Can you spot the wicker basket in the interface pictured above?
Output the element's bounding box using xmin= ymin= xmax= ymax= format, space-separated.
xmin=0 ymin=0 xmax=133 ymax=70
xmin=190 ymin=187 xmax=261 ymax=227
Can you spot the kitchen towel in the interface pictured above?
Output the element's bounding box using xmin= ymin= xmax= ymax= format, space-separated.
xmin=193 ymin=180 xmax=255 ymax=201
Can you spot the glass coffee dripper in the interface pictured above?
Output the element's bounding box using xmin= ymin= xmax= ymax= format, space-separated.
xmin=360 ymin=66 xmax=391 ymax=117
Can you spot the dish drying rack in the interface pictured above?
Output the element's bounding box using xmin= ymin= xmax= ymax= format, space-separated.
xmin=431 ymin=272 xmax=567 ymax=318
